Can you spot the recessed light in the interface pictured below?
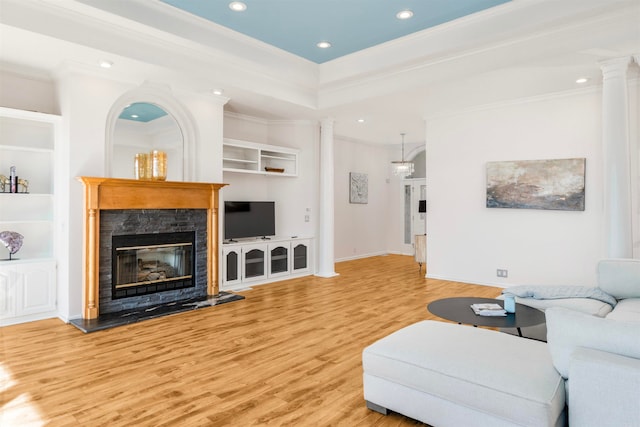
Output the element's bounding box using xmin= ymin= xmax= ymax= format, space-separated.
xmin=212 ymin=89 xmax=224 ymax=96
xmin=99 ymin=60 xmax=113 ymax=69
xmin=396 ymin=10 xmax=414 ymax=20
xmin=131 ymin=114 xmax=139 ymax=119
xmin=357 ymin=118 xmax=366 ymax=123
xmin=317 ymin=41 xmax=332 ymax=49
xmin=576 ymin=77 xmax=589 ymax=84
xmin=229 ymin=2 xmax=247 ymax=12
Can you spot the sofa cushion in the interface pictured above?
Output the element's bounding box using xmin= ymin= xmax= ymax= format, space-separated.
xmin=545 ymin=307 xmax=640 ymax=379
xmin=598 ymin=258 xmax=640 ymax=299
xmin=568 ymin=347 xmax=640 ymax=426
xmin=363 ymin=321 xmax=565 ymax=426
xmin=606 ymin=298 xmax=640 ymax=322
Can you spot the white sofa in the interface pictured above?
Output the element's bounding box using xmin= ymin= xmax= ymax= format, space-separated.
xmin=504 ymin=259 xmax=640 ymax=340
xmin=362 ymin=259 xmax=640 ymax=426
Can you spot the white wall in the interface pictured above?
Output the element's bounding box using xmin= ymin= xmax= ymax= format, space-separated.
xmin=267 ymin=121 xmax=319 ymax=240
xmin=333 ymin=137 xmax=392 ymax=260
xmin=426 ymin=90 xmax=606 ymax=287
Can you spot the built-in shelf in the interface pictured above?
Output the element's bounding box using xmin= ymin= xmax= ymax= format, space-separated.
xmin=0 ymin=108 xmax=58 ymax=260
xmin=0 ymin=107 xmax=60 ymax=325
xmin=223 ymin=138 xmax=298 ymax=176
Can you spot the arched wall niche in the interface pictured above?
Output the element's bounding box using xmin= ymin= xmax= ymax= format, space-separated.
xmin=105 ymin=82 xmax=196 ymax=181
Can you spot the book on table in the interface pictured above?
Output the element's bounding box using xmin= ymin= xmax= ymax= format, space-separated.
xmin=470 ymin=303 xmax=507 ymax=316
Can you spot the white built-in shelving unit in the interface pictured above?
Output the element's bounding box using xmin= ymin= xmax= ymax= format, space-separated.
xmin=223 ymin=138 xmax=298 ymax=176
xmin=221 ymin=237 xmax=312 ymax=290
xmin=0 ymin=107 xmax=59 ymax=325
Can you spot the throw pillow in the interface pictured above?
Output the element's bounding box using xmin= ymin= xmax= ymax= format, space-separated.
xmin=597 ymin=259 xmax=640 ymax=299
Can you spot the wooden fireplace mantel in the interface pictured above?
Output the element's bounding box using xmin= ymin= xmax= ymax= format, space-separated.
xmin=78 ymin=177 xmax=227 ymax=319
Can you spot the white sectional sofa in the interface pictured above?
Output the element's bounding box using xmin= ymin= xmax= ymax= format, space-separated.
xmin=504 ymin=259 xmax=640 ymax=340
xmin=362 ymin=259 xmax=640 ymax=426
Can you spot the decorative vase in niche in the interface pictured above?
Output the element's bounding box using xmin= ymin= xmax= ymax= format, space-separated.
xmin=134 ymin=153 xmax=151 ymax=180
xmin=151 ymin=150 xmax=167 ymax=181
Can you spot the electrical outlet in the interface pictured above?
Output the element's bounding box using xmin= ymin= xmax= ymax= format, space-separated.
xmin=497 ymin=269 xmax=508 ymax=278
xmin=304 ymin=215 xmax=310 ymax=222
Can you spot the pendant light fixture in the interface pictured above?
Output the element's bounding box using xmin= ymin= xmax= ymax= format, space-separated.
xmin=391 ymin=133 xmax=414 ymax=178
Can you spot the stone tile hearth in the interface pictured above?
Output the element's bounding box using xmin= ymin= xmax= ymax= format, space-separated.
xmin=70 ymin=291 xmax=244 ymax=333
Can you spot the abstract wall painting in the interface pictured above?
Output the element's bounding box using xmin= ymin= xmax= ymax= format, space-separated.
xmin=486 ymin=158 xmax=586 ymax=211
xmin=349 ymin=172 xmax=368 ymax=204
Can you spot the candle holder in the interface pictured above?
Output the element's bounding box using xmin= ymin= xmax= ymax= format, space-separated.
xmin=134 ymin=153 xmax=151 ymax=180
xmin=151 ymin=150 xmax=167 ymax=181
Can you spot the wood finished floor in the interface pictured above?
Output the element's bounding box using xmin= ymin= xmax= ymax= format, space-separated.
xmin=1 ymin=255 xmax=502 ymax=426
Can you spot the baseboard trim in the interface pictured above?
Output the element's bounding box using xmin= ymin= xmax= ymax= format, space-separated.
xmin=426 ymin=273 xmax=507 ymax=289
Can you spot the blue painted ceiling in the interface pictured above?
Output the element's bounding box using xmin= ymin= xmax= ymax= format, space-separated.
xmin=119 ymin=103 xmax=168 ymax=123
xmin=159 ymin=0 xmax=511 ymax=63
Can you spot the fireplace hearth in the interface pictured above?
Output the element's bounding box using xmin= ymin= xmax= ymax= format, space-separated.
xmin=69 ymin=291 xmax=245 ymax=333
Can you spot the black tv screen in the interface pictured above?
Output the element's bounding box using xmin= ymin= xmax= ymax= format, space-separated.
xmin=224 ymin=201 xmax=275 ymax=240
xmin=418 ymin=200 xmax=426 ymax=213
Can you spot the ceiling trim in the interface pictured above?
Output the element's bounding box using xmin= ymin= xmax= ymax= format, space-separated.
xmin=1 ymin=0 xmax=319 ymax=108
xmin=317 ymin=3 xmax=640 ymax=109
xmin=425 ymin=84 xmax=605 ymax=122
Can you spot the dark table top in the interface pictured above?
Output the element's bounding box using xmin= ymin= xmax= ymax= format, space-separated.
xmin=427 ymin=297 xmax=546 ymax=329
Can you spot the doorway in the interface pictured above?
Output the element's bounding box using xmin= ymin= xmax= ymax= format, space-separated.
xmin=403 ymin=178 xmax=426 ymax=255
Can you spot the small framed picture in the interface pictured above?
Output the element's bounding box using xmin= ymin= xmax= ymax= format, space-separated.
xmin=349 ymin=172 xmax=368 ymax=204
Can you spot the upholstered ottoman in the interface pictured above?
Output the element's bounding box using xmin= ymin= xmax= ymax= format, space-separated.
xmin=363 ymin=321 xmax=566 ymax=427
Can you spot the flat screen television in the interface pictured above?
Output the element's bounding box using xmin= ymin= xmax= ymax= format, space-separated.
xmin=418 ymin=200 xmax=426 ymax=213
xmin=224 ymin=201 xmax=275 ymax=240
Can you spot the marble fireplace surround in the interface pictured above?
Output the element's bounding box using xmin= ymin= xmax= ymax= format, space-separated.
xmin=78 ymin=177 xmax=226 ymax=320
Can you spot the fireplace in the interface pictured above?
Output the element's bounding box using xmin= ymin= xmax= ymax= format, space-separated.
xmin=99 ymin=209 xmax=207 ymax=314
xmin=78 ymin=177 xmax=226 ymax=320
xmin=112 ymin=231 xmax=196 ymax=299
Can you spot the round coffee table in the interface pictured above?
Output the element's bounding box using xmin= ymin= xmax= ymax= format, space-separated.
xmin=427 ymin=297 xmax=545 ymax=337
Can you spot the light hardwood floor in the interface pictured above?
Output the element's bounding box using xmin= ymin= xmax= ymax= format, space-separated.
xmin=1 ymin=255 xmax=502 ymax=426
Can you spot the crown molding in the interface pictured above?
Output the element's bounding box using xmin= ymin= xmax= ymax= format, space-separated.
xmin=0 ymin=61 xmax=54 ymax=81
xmin=425 ymin=84 xmax=603 ymax=122
xmin=224 ymin=110 xmax=316 ymax=128
xmin=224 ymin=111 xmax=270 ymax=125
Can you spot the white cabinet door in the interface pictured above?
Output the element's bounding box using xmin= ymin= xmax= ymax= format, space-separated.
xmin=0 ymin=265 xmax=17 ymax=319
xmin=222 ymin=246 xmax=242 ymax=287
xmin=17 ymin=261 xmax=56 ymax=316
xmin=268 ymin=241 xmax=290 ymax=278
xmin=242 ymin=243 xmax=267 ymax=282
xmin=0 ymin=261 xmax=56 ymax=323
xmin=291 ymin=239 xmax=311 ymax=274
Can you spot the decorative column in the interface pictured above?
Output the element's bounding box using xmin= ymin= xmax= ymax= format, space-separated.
xmin=316 ymin=118 xmax=339 ymax=277
xmin=194 ymin=92 xmax=229 ymax=183
xmin=600 ymin=57 xmax=633 ymax=258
